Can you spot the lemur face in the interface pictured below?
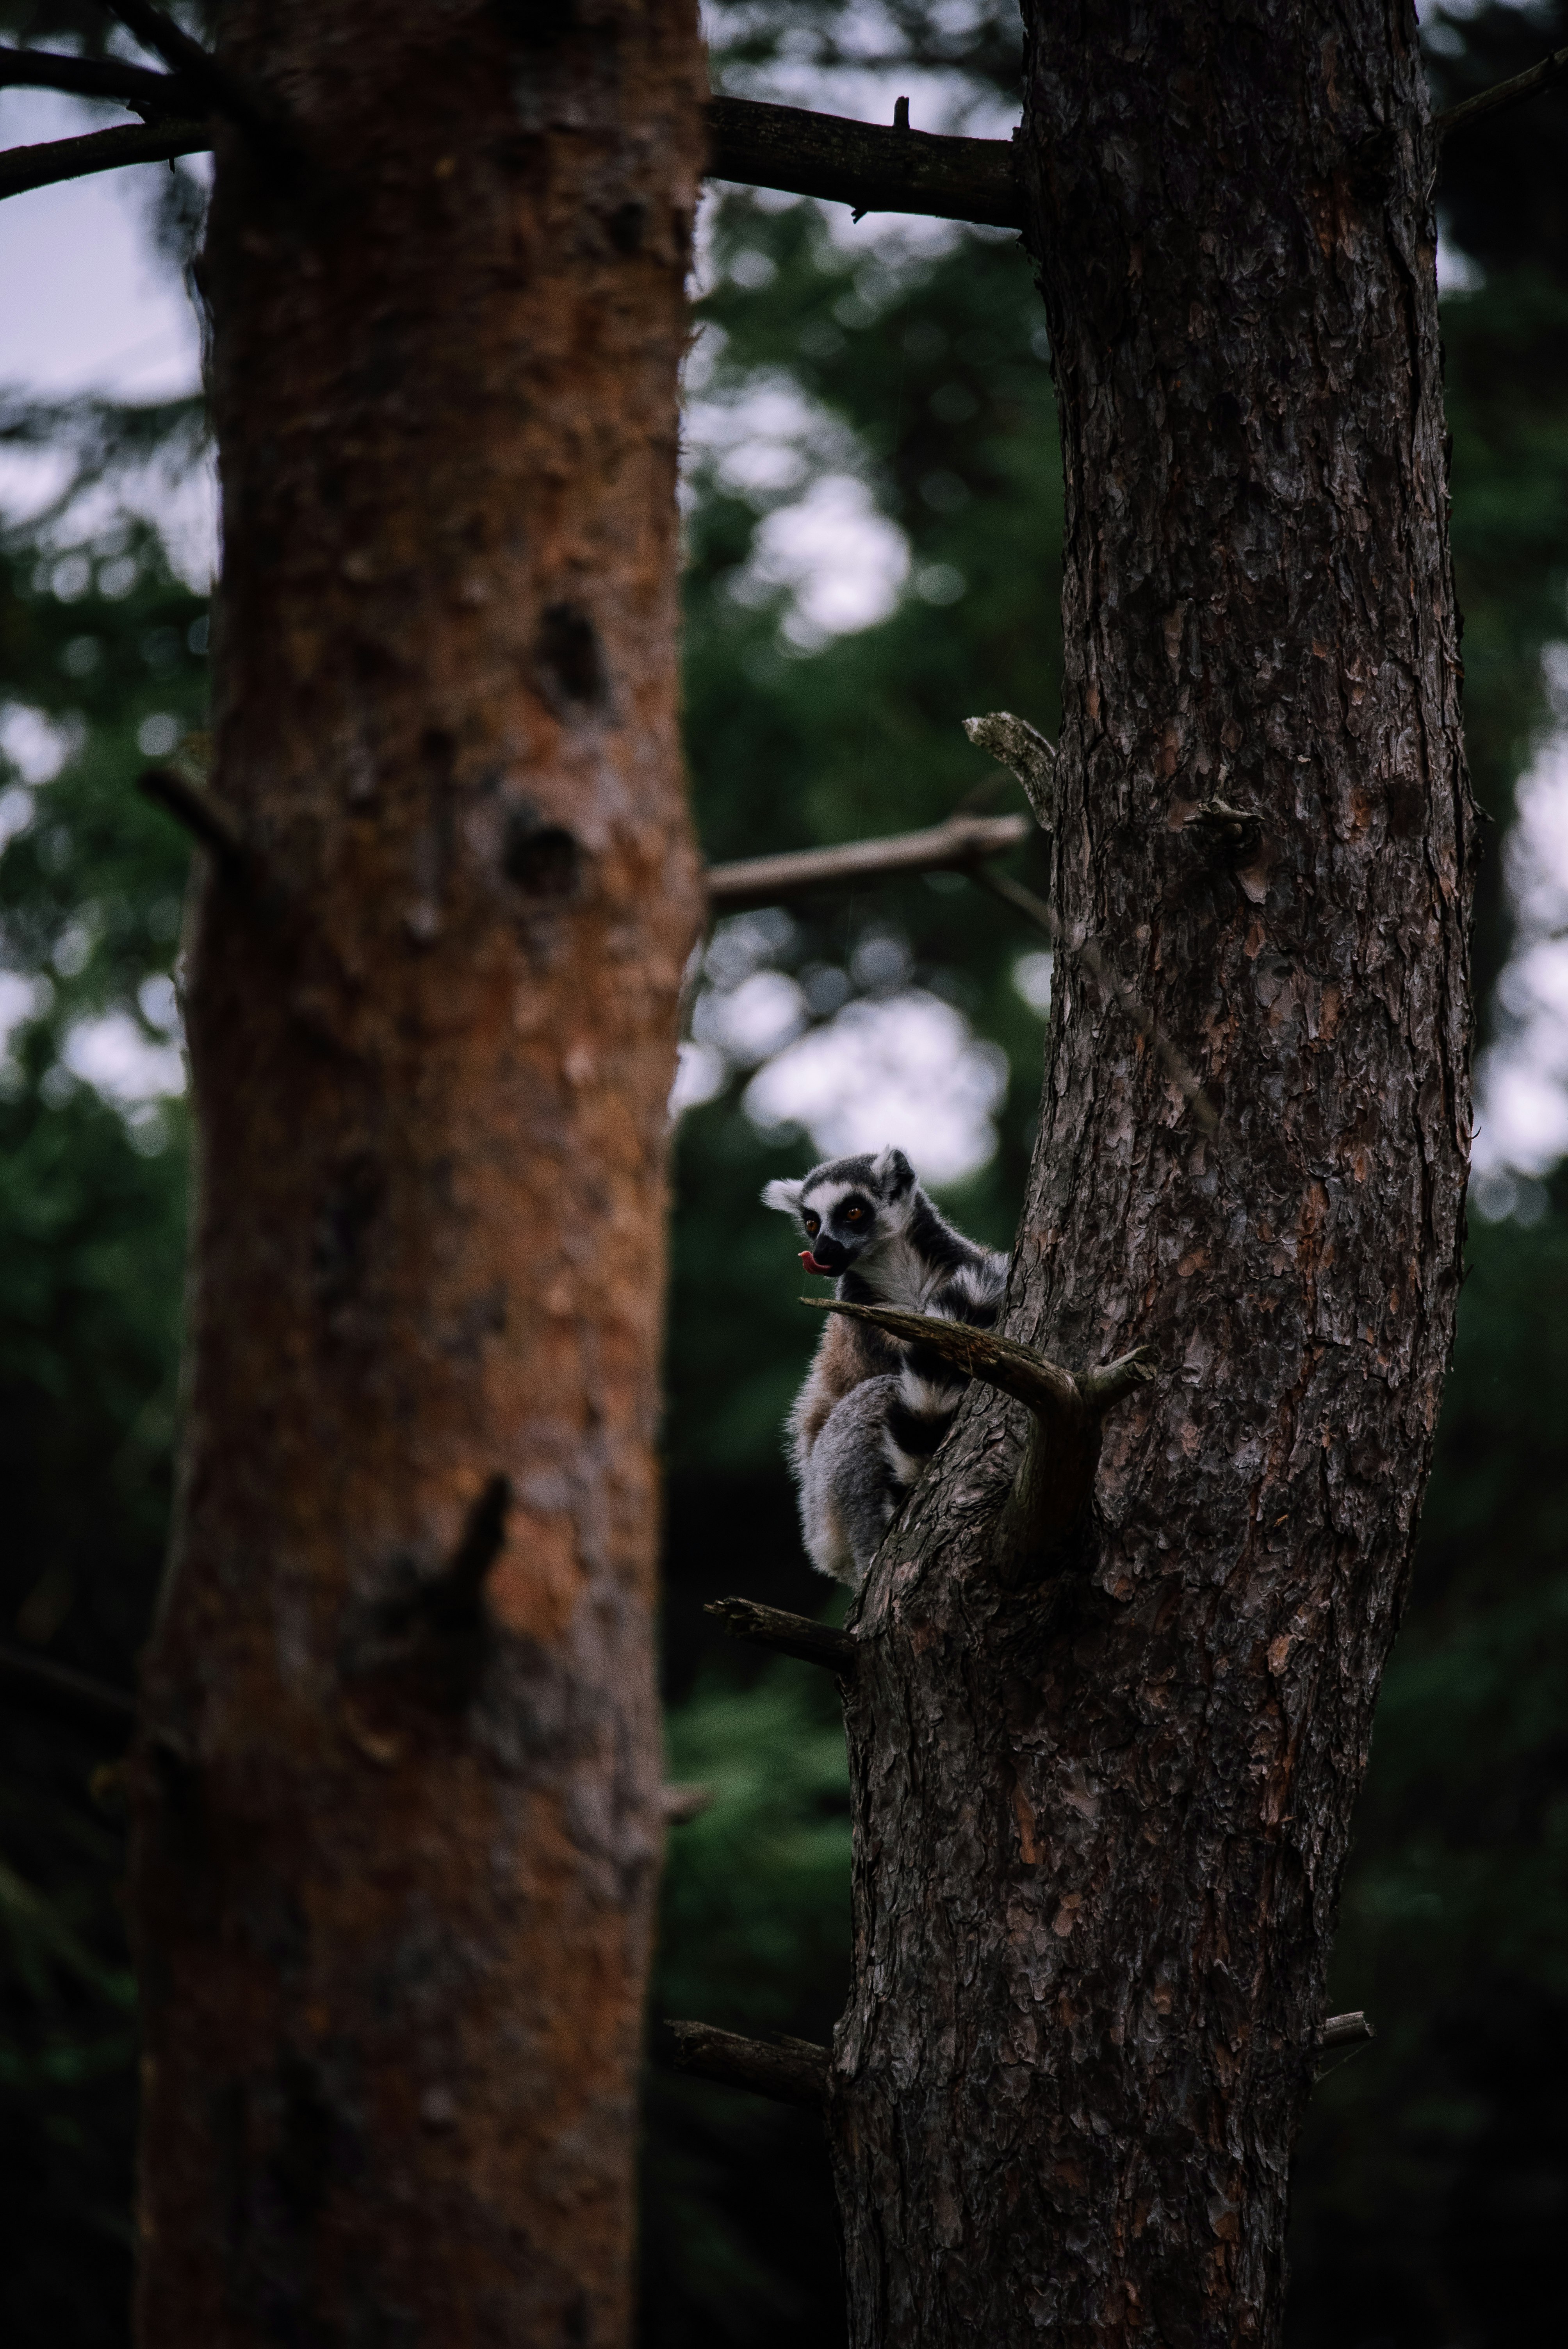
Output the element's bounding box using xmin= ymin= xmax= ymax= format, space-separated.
xmin=761 ymin=1147 xmax=917 ymax=1276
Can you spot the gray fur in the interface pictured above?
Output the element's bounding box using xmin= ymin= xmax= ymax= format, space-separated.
xmin=762 ymin=1147 xmax=1007 ymax=1586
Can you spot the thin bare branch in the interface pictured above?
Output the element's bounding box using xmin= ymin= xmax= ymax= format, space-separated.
xmin=0 ymin=116 xmax=209 ymax=200
xmin=98 ymin=0 xmax=288 ymax=150
xmin=706 ymin=93 xmax=1022 ymax=229
xmin=704 ymin=1597 xmax=859 ymax=1677
xmin=0 ymin=44 xmax=192 ymax=116
xmin=138 ymin=764 xmax=246 ymax=865
xmin=1433 ymin=44 xmax=1568 ymax=145
xmin=663 ymin=2020 xmax=829 ymax=2111
xmin=706 ymin=811 xmax=1030 ymax=911
xmin=0 ymin=1638 xmax=136 ymax=1739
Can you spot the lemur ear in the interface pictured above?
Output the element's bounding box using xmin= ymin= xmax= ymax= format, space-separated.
xmin=761 ymin=1177 xmax=804 ymax=1216
xmin=873 ymin=1146 xmax=916 ymax=1199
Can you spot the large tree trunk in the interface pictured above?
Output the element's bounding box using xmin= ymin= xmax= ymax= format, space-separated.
xmin=830 ymin=6 xmax=1474 ymax=2342
xmin=128 ymin=7 xmax=703 ymax=2343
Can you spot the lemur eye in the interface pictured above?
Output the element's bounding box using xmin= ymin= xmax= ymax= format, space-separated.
xmin=845 ymin=1205 xmax=864 ymax=1222
xmin=804 ymin=1215 xmax=820 ymax=1235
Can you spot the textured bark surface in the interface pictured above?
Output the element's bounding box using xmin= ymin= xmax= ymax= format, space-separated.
xmin=830 ymin=6 xmax=1474 ymax=2344
xmin=128 ymin=7 xmax=704 ymax=2344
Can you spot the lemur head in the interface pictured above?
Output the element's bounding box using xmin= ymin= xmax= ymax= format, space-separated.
xmin=761 ymin=1146 xmax=919 ymax=1276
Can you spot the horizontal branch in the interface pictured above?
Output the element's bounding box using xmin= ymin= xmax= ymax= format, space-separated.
xmin=0 ymin=43 xmax=191 ymax=115
xmin=706 ymin=94 xmax=1023 ymax=228
xmin=706 ymin=811 xmax=1030 ymax=911
xmin=3 ymin=87 xmax=1012 ymax=220
xmin=704 ymin=1597 xmax=858 ymax=1676
xmin=1320 ymin=2011 xmax=1374 ymax=2053
xmin=1433 ymin=44 xmax=1568 ymax=145
xmin=663 ymin=2019 xmax=829 ymax=2111
xmin=0 ymin=114 xmax=209 ymax=200
xmin=0 ymin=1638 xmax=136 ymax=1739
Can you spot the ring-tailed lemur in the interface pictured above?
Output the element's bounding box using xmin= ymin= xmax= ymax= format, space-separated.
xmin=762 ymin=1146 xmax=1008 ymax=1586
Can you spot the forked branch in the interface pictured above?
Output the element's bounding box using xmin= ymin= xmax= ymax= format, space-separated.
xmin=805 ymin=1298 xmax=1155 ymax=1581
xmin=98 ymin=0 xmax=295 ymax=154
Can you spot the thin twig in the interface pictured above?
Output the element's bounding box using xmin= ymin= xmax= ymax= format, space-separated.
xmin=0 ymin=1639 xmax=136 ymax=1739
xmin=98 ymin=0 xmax=291 ymax=153
xmin=704 ymin=1597 xmax=858 ymax=1677
xmin=706 ymin=811 xmax=1030 ymax=912
xmin=663 ymin=2020 xmax=829 ymax=2111
xmin=706 ymin=93 xmax=1022 ymax=229
xmin=1433 ymin=44 xmax=1568 ymax=145
xmin=137 ymin=765 xmax=246 ymax=866
xmin=0 ymin=44 xmax=193 ymax=116
xmin=0 ymin=117 xmax=210 ymax=200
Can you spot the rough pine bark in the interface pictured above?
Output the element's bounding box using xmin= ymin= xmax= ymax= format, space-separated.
xmin=128 ymin=7 xmax=704 ymax=2343
xmin=829 ymin=6 xmax=1474 ymax=2343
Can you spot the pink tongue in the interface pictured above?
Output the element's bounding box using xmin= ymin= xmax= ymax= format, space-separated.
xmin=799 ymin=1250 xmax=830 ymax=1275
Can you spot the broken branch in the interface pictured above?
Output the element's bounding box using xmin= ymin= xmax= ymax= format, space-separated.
xmin=706 ymin=811 xmax=1030 ymax=911
xmin=0 ymin=116 xmax=210 ymax=200
xmin=1433 ymin=44 xmax=1568 ymax=145
xmin=1316 ymin=2010 xmax=1375 ymax=2078
xmin=963 ymin=710 xmax=1056 ymax=827
xmin=704 ymin=1597 xmax=858 ymax=1677
xmin=663 ymin=2019 xmax=829 ymax=2112
xmin=705 ymin=94 xmax=1022 ymax=229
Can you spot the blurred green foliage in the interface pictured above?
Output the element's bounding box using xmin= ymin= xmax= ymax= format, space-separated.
xmin=1 ymin=5 xmax=1567 ymax=2346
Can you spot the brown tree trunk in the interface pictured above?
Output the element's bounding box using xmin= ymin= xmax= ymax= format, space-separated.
xmin=128 ymin=7 xmax=704 ymax=2344
xmin=830 ymin=7 xmax=1474 ymax=2343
